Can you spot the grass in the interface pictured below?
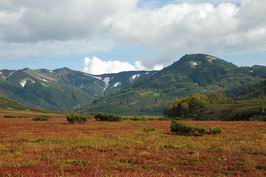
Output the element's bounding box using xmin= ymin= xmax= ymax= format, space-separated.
xmin=0 ymin=111 xmax=265 ymax=176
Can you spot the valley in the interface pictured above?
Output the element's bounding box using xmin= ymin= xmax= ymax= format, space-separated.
xmin=0 ymin=111 xmax=265 ymax=176
xmin=0 ymin=54 xmax=266 ymax=176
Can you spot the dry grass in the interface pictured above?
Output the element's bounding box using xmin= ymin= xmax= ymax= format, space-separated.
xmin=0 ymin=111 xmax=265 ymax=176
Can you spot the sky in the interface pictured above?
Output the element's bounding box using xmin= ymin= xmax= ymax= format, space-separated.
xmin=0 ymin=0 xmax=265 ymax=74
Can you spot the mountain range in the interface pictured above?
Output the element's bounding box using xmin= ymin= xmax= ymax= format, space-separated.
xmin=0 ymin=54 xmax=265 ymax=115
xmin=0 ymin=67 xmax=156 ymax=112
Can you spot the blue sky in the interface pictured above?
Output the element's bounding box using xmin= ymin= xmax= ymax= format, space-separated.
xmin=0 ymin=0 xmax=265 ymax=74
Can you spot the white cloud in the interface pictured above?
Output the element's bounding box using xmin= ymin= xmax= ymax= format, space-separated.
xmin=0 ymin=0 xmax=265 ymax=69
xmin=106 ymin=0 xmax=265 ymax=66
xmin=134 ymin=61 xmax=146 ymax=70
xmin=173 ymin=0 xmax=241 ymax=4
xmin=153 ymin=64 xmax=164 ymax=70
xmin=83 ymin=56 xmax=149 ymax=75
xmin=0 ymin=0 xmax=137 ymax=42
xmin=107 ymin=2 xmax=241 ymax=66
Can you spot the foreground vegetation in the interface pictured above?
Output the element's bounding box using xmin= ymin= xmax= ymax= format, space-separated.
xmin=66 ymin=115 xmax=88 ymax=124
xmin=94 ymin=113 xmax=122 ymax=121
xmin=0 ymin=111 xmax=265 ymax=176
xmin=170 ymin=121 xmax=222 ymax=136
xmin=32 ymin=115 xmax=49 ymax=121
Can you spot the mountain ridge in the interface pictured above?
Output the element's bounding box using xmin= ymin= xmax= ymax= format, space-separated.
xmin=81 ymin=54 xmax=266 ymax=115
xmin=0 ymin=67 xmax=157 ymax=111
xmin=1 ymin=54 xmax=265 ymax=115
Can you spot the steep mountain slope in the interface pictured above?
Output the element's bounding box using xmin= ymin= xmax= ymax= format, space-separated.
xmin=0 ymin=68 xmax=97 ymax=111
xmin=0 ymin=68 xmax=156 ymax=111
xmin=0 ymin=96 xmax=28 ymax=110
xmin=133 ymin=54 xmax=258 ymax=92
xmin=82 ymin=54 xmax=266 ymax=115
xmin=87 ymin=71 xmax=157 ymax=93
xmin=232 ymin=80 xmax=266 ymax=99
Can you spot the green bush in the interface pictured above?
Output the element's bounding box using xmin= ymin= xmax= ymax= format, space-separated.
xmin=165 ymin=93 xmax=209 ymax=118
xmin=170 ymin=121 xmax=205 ymax=136
xmin=251 ymin=115 xmax=266 ymax=121
xmin=4 ymin=115 xmax=16 ymax=118
xmin=94 ymin=113 xmax=122 ymax=121
xmin=131 ymin=116 xmax=145 ymax=121
xmin=256 ymin=165 xmax=266 ymax=170
xmin=32 ymin=115 xmax=49 ymax=121
xmin=170 ymin=121 xmax=221 ymax=136
xmin=208 ymin=128 xmax=222 ymax=135
xmin=66 ymin=115 xmax=88 ymax=124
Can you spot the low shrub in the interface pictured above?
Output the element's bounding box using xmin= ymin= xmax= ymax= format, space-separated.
xmin=132 ymin=116 xmax=145 ymax=121
xmin=256 ymin=165 xmax=266 ymax=170
xmin=95 ymin=113 xmax=122 ymax=121
xmin=4 ymin=115 xmax=16 ymax=118
xmin=66 ymin=115 xmax=88 ymax=124
xmin=158 ymin=117 xmax=167 ymax=121
xmin=208 ymin=128 xmax=222 ymax=135
xmin=170 ymin=121 xmax=221 ymax=136
xmin=170 ymin=121 xmax=205 ymax=136
xmin=251 ymin=115 xmax=266 ymax=121
xmin=32 ymin=115 xmax=49 ymax=121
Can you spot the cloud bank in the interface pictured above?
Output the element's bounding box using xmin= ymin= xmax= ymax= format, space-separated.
xmin=83 ymin=57 xmax=163 ymax=74
xmin=83 ymin=56 xmax=142 ymax=75
xmin=0 ymin=0 xmax=265 ymax=68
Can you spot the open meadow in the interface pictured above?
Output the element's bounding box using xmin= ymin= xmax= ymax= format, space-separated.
xmin=0 ymin=111 xmax=265 ymax=177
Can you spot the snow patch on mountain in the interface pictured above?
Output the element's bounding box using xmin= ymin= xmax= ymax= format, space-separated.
xmin=103 ymin=77 xmax=110 ymax=86
xmin=20 ymin=78 xmax=35 ymax=87
xmin=102 ymin=77 xmax=111 ymax=91
xmin=190 ymin=61 xmax=198 ymax=68
xmin=41 ymin=78 xmax=49 ymax=83
xmin=113 ymin=82 xmax=121 ymax=88
xmin=131 ymin=74 xmax=140 ymax=81
xmin=8 ymin=72 xmax=14 ymax=78
xmin=0 ymin=72 xmax=4 ymax=80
